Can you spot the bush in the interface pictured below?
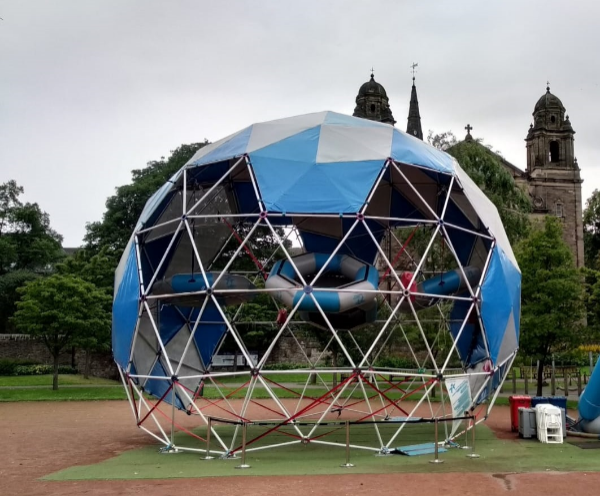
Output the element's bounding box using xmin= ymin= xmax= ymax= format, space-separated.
xmin=12 ymin=364 xmax=77 ymax=376
xmin=0 ymin=359 xmax=77 ymax=376
xmin=263 ymin=362 xmax=306 ymax=371
xmin=374 ymin=356 xmax=420 ymax=369
xmin=0 ymin=358 xmax=38 ymax=375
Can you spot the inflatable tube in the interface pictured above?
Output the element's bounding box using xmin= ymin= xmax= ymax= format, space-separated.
xmin=578 ymin=359 xmax=600 ymax=433
xmin=266 ymin=253 xmax=380 ymax=330
xmin=153 ymin=272 xmax=256 ymax=307
xmin=399 ymin=266 xmax=482 ymax=312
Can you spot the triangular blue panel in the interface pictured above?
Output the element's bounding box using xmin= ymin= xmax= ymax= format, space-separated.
xmin=251 ymin=126 xmax=321 ymax=162
xmin=391 ymin=130 xmax=455 ymax=173
xmin=481 ymin=247 xmax=514 ymax=364
xmin=190 ymin=126 xmax=253 ymax=166
xmin=112 ymin=243 xmax=140 ymax=368
xmin=249 ymin=127 xmax=320 ymax=211
xmin=319 ymin=160 xmax=386 ymax=211
xmin=267 ymin=161 xmax=383 ymax=214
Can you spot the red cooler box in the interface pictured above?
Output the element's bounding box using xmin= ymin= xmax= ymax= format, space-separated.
xmin=509 ymin=395 xmax=531 ymax=432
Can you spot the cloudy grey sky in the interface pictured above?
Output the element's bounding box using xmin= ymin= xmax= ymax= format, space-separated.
xmin=1 ymin=1 xmax=599 ymax=247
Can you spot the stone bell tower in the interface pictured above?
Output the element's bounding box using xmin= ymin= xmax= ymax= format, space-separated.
xmin=352 ymin=71 xmax=396 ymax=125
xmin=525 ymin=84 xmax=584 ymax=266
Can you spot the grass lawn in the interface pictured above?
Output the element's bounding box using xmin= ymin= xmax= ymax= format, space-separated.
xmin=0 ymin=374 xmax=120 ymax=387
xmin=0 ymin=387 xmax=129 ymax=402
xmin=43 ymin=422 xmax=600 ymax=481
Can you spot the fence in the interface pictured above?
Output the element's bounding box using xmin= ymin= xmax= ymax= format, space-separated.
xmin=198 ymin=415 xmax=480 ymax=468
xmin=503 ymin=367 xmax=587 ymax=397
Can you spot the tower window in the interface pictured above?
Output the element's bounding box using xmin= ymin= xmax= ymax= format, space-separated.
xmin=550 ymin=141 xmax=560 ymax=163
xmin=556 ymin=202 xmax=563 ymax=218
xmin=551 ymin=115 xmax=556 ymax=124
xmin=370 ymin=104 xmax=376 ymax=112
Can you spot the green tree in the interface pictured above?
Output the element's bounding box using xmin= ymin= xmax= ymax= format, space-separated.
xmin=56 ymin=248 xmax=117 ymax=377
xmin=582 ymin=267 xmax=600 ymax=346
xmin=84 ymin=142 xmax=209 ymax=256
xmin=446 ymin=140 xmax=532 ymax=245
xmin=515 ymin=216 xmax=586 ymax=395
xmin=583 ymin=189 xmax=600 ymax=268
xmin=0 ymin=180 xmax=64 ymax=332
xmin=12 ymin=274 xmax=111 ymax=389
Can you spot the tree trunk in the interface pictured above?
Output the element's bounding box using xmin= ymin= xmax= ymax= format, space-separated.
xmin=84 ymin=350 xmax=92 ymax=380
xmin=332 ymin=353 xmax=338 ymax=388
xmin=53 ymin=353 xmax=60 ymax=391
xmin=536 ymin=359 xmax=544 ymax=396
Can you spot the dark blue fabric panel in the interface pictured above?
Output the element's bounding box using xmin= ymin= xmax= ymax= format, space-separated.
xmin=158 ymin=305 xmax=186 ymax=346
xmin=142 ymin=229 xmax=184 ymax=288
xmin=449 ymin=300 xmax=487 ymax=367
xmin=191 ymin=302 xmax=228 ymax=366
xmin=389 ymin=186 xmax=427 ymax=222
xmin=231 ymin=181 xmax=261 ymax=215
xmin=112 ymin=244 xmax=140 ymax=368
xmin=300 ymin=218 xmax=385 ymax=265
xmin=143 ymin=361 xmax=186 ymax=410
xmin=187 ymin=161 xmax=232 ymax=185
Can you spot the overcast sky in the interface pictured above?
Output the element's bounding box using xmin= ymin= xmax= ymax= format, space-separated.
xmin=1 ymin=1 xmax=599 ymax=247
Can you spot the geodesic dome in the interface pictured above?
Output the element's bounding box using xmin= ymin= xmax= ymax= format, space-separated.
xmin=112 ymin=111 xmax=520 ymax=456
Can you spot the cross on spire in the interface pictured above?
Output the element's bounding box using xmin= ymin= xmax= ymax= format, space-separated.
xmin=546 ymin=80 xmax=550 ymax=92
xmin=465 ymin=123 xmax=473 ymax=135
xmin=410 ymin=62 xmax=418 ymax=81
xmin=370 ymin=67 xmax=374 ymax=79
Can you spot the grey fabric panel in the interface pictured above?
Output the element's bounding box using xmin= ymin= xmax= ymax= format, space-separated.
xmin=164 ymin=325 xmax=204 ymax=374
xmin=163 ymin=223 xmax=231 ymax=278
xmin=132 ymin=311 xmax=159 ymax=387
xmin=467 ymin=361 xmax=490 ymax=404
xmin=496 ymin=309 xmax=518 ymax=366
xmin=146 ymin=192 xmax=183 ymax=242
xmin=470 ymin=237 xmax=489 ymax=270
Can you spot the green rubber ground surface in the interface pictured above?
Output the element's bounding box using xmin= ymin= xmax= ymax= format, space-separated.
xmin=43 ymin=423 xmax=600 ymax=481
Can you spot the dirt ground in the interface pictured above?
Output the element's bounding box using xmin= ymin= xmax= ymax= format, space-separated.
xmin=1 ymin=400 xmax=599 ymax=496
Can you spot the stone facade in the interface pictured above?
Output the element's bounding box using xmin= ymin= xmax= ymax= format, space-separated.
xmin=524 ymin=87 xmax=584 ymax=266
xmin=0 ymin=334 xmax=119 ymax=379
xmin=352 ymin=76 xmax=584 ymax=266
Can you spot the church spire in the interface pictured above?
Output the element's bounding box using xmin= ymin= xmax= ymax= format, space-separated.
xmin=406 ymin=63 xmax=423 ymax=140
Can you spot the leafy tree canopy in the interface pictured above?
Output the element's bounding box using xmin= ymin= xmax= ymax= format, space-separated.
xmin=0 ymin=180 xmax=64 ymax=332
xmin=0 ymin=180 xmax=64 ymax=276
xmin=515 ymin=216 xmax=586 ymax=394
xmin=12 ymin=274 xmax=112 ymax=389
xmin=84 ymin=142 xmax=209 ymax=256
xmin=583 ymin=188 xmax=600 ymax=268
xmin=445 ymin=140 xmax=532 ymax=245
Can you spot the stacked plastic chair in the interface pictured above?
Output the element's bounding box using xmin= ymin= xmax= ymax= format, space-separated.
xmin=535 ymin=404 xmax=563 ymax=443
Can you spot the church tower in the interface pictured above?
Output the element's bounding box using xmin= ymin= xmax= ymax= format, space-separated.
xmin=525 ymin=85 xmax=584 ymax=266
xmin=406 ymin=74 xmax=423 ymax=140
xmin=352 ymin=72 xmax=396 ymax=125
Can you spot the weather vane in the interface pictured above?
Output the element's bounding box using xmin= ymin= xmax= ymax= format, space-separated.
xmin=410 ymin=62 xmax=418 ymax=80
